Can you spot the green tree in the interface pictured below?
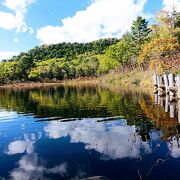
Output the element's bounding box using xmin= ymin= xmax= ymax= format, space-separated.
xmin=106 ymin=35 xmax=132 ymax=71
xmin=131 ymin=16 xmax=152 ymax=56
xmin=96 ymin=54 xmax=119 ymax=74
xmin=0 ymin=61 xmax=21 ymax=82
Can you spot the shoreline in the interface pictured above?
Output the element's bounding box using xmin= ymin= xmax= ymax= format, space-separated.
xmin=0 ymin=78 xmax=100 ymax=89
xmin=0 ymin=70 xmax=154 ymax=93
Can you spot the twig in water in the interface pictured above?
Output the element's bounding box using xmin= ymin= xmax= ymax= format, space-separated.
xmin=147 ymin=158 xmax=166 ymax=176
xmin=138 ymin=169 xmax=143 ymax=180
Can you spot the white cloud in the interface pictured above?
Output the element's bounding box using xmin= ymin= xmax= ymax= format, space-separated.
xmin=0 ymin=11 xmax=18 ymax=30
xmin=37 ymin=0 xmax=148 ymax=44
xmin=0 ymin=51 xmax=19 ymax=60
xmin=45 ymin=119 xmax=152 ymax=160
xmin=0 ymin=0 xmax=35 ymax=32
xmin=163 ymin=0 xmax=180 ymax=11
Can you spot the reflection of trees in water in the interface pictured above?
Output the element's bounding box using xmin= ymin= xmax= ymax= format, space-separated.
xmin=0 ymin=86 xmax=123 ymax=118
xmin=140 ymin=96 xmax=180 ymax=141
xmin=0 ymin=85 xmax=159 ymax=142
xmin=0 ymin=86 xmax=147 ymax=119
xmin=3 ymin=86 xmax=180 ymax=179
xmin=136 ymin=122 xmax=151 ymax=142
xmin=115 ymin=93 xmax=154 ymax=142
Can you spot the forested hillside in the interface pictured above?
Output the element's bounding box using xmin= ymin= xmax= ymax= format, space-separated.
xmin=0 ymin=39 xmax=119 ymax=82
xmin=0 ymin=9 xmax=180 ymax=83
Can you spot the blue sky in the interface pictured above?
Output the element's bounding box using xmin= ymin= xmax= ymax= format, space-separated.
xmin=0 ymin=0 xmax=179 ymax=59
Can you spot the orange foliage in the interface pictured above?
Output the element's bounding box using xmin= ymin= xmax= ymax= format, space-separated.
xmin=138 ymin=37 xmax=180 ymax=73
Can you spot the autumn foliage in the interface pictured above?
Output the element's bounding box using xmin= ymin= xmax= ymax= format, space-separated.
xmin=138 ymin=37 xmax=180 ymax=73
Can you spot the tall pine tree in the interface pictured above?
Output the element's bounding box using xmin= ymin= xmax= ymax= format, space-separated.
xmin=129 ymin=16 xmax=152 ymax=70
xmin=131 ymin=16 xmax=152 ymax=56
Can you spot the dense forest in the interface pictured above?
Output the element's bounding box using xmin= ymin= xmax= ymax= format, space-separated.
xmin=0 ymin=9 xmax=180 ymax=83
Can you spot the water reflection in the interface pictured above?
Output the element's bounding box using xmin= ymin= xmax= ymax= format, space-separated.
xmin=1 ymin=85 xmax=180 ymax=179
xmin=6 ymin=133 xmax=42 ymax=155
xmin=168 ymin=136 xmax=180 ymax=158
xmin=154 ymin=93 xmax=180 ymax=121
xmin=140 ymin=94 xmax=180 ymax=141
xmin=4 ymin=132 xmax=72 ymax=180
xmin=7 ymin=137 xmax=34 ymax=155
xmin=45 ymin=119 xmax=152 ymax=160
xmin=9 ymin=154 xmax=68 ymax=180
xmin=0 ymin=85 xmax=149 ymax=119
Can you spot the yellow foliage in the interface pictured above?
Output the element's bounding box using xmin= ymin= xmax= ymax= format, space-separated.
xmin=138 ymin=37 xmax=180 ymax=73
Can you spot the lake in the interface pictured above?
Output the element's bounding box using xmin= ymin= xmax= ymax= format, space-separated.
xmin=0 ymin=84 xmax=180 ymax=180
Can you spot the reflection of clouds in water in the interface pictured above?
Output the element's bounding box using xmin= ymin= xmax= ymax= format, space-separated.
xmin=0 ymin=110 xmax=18 ymax=122
xmin=0 ymin=110 xmax=17 ymax=117
xmin=10 ymin=154 xmax=67 ymax=180
xmin=168 ymin=137 xmax=180 ymax=158
xmin=6 ymin=132 xmax=68 ymax=180
xmin=45 ymin=120 xmax=151 ymax=159
xmin=6 ymin=133 xmax=42 ymax=155
xmin=7 ymin=140 xmax=34 ymax=155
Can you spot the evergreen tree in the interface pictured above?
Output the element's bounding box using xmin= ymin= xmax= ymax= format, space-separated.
xmin=131 ymin=16 xmax=152 ymax=56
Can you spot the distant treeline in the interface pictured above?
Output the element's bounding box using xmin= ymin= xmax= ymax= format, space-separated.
xmin=0 ymin=9 xmax=180 ymax=83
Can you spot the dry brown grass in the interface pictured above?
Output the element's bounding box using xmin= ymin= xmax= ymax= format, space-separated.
xmin=100 ymin=69 xmax=154 ymax=92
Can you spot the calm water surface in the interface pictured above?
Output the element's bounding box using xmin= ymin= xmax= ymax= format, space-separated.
xmin=0 ymin=85 xmax=180 ymax=180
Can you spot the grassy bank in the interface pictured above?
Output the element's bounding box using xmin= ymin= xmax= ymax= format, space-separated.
xmin=100 ymin=70 xmax=154 ymax=88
